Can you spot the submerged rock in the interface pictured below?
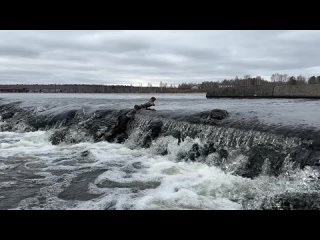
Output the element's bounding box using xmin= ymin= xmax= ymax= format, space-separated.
xmin=188 ymin=144 xmax=201 ymax=161
xmin=148 ymin=119 xmax=163 ymax=139
xmin=235 ymin=145 xmax=287 ymax=179
xmin=208 ymin=109 xmax=229 ymax=120
xmin=218 ymin=148 xmax=229 ymax=159
xmin=142 ymin=119 xmax=163 ymax=148
xmin=164 ymin=130 xmax=184 ymax=145
xmin=50 ymin=129 xmax=68 ymax=145
xmin=103 ymin=111 xmax=133 ymax=143
xmin=187 ymin=109 xmax=229 ymax=125
xmin=200 ymin=143 xmax=216 ymax=156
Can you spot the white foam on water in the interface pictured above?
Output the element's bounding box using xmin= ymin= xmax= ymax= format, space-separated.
xmin=0 ymin=130 xmax=319 ymax=210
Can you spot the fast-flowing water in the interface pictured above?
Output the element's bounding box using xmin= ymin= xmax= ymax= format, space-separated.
xmin=1 ymin=93 xmax=320 ymax=210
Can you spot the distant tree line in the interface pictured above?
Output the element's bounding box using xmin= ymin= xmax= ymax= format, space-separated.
xmin=178 ymin=74 xmax=320 ymax=91
xmin=271 ymin=73 xmax=320 ymax=85
xmin=0 ymin=84 xmax=203 ymax=93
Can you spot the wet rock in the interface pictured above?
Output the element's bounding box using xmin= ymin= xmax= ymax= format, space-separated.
xmin=116 ymin=132 xmax=128 ymax=143
xmin=235 ymin=146 xmax=287 ymax=179
xmin=142 ymin=135 xmax=152 ymax=148
xmin=218 ymin=149 xmax=229 ymax=159
xmin=141 ymin=119 xmax=163 ymax=148
xmin=261 ymin=192 xmax=320 ymax=210
xmin=132 ymin=162 xmax=143 ymax=169
xmin=50 ymin=129 xmax=68 ymax=145
xmin=200 ymin=143 xmax=216 ymax=156
xmin=310 ymin=142 xmax=320 ymax=151
xmin=165 ymin=130 xmax=182 ymax=145
xmin=300 ymin=148 xmax=320 ymax=168
xmin=1 ymin=111 xmax=15 ymax=119
xmin=183 ymin=144 xmax=201 ymax=161
xmin=208 ymin=109 xmax=229 ymax=120
xmin=27 ymin=115 xmax=48 ymax=130
xmin=189 ymin=152 xmax=196 ymax=161
xmin=160 ymin=149 xmax=168 ymax=156
xmin=187 ymin=109 xmax=229 ymax=125
xmin=170 ymin=130 xmax=181 ymax=139
xmin=47 ymin=109 xmax=77 ymax=126
xmin=104 ymin=112 xmax=132 ymax=143
xmin=197 ymin=109 xmax=229 ymax=121
xmin=148 ymin=119 xmax=163 ymax=139
xmin=81 ymin=150 xmax=90 ymax=157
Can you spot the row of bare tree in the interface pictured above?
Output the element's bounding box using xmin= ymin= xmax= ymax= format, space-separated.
xmin=178 ymin=74 xmax=320 ymax=90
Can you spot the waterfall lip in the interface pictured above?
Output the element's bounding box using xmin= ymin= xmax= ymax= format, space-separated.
xmin=1 ymin=101 xmax=319 ymax=148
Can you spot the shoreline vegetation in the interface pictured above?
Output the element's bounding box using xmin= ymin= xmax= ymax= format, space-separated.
xmin=1 ymin=74 xmax=320 ymax=96
xmin=0 ymin=84 xmax=205 ymax=93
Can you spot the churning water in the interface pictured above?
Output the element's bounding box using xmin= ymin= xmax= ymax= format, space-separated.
xmin=1 ymin=93 xmax=320 ymax=210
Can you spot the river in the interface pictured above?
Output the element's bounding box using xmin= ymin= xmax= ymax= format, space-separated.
xmin=1 ymin=93 xmax=320 ymax=209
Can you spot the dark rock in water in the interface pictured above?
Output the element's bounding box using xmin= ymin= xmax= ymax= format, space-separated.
xmin=183 ymin=144 xmax=201 ymax=161
xmin=177 ymin=152 xmax=187 ymax=161
xmin=261 ymin=192 xmax=320 ymax=210
xmin=197 ymin=109 xmax=229 ymax=121
xmin=200 ymin=143 xmax=216 ymax=156
xmin=1 ymin=111 xmax=15 ymax=119
xmin=148 ymin=119 xmax=163 ymax=139
xmin=142 ymin=135 xmax=152 ymax=148
xmin=116 ymin=132 xmax=128 ymax=143
xmin=191 ymin=143 xmax=199 ymax=151
xmin=165 ymin=130 xmax=182 ymax=145
xmin=141 ymin=119 xmax=163 ymax=148
xmin=290 ymin=146 xmax=313 ymax=168
xmin=27 ymin=115 xmax=48 ymax=130
xmin=310 ymin=142 xmax=320 ymax=151
xmin=218 ymin=149 xmax=229 ymax=159
xmin=177 ymin=143 xmax=217 ymax=162
xmin=81 ymin=150 xmax=90 ymax=157
xmin=160 ymin=149 xmax=168 ymax=156
xmin=47 ymin=109 xmax=78 ymax=126
xmin=132 ymin=162 xmax=143 ymax=169
xmin=50 ymin=129 xmax=68 ymax=145
xmin=208 ymin=109 xmax=229 ymax=120
xmin=187 ymin=109 xmax=229 ymax=125
xmin=189 ymin=152 xmax=196 ymax=161
xmin=235 ymin=145 xmax=287 ymax=179
xmin=103 ymin=111 xmax=133 ymax=143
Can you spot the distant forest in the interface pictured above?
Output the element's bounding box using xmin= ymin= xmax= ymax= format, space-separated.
xmin=1 ymin=74 xmax=320 ymax=93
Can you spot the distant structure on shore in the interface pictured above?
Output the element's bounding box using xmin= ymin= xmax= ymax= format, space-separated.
xmin=206 ymin=84 xmax=320 ymax=98
xmin=0 ymin=84 xmax=205 ymax=93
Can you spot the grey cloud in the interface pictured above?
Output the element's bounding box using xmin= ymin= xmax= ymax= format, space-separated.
xmin=0 ymin=46 xmax=40 ymax=58
xmin=1 ymin=30 xmax=320 ymax=86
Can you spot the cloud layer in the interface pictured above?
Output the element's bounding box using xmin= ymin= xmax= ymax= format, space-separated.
xmin=0 ymin=30 xmax=320 ymax=86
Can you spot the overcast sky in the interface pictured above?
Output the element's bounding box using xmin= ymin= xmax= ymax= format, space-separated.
xmin=0 ymin=30 xmax=320 ymax=86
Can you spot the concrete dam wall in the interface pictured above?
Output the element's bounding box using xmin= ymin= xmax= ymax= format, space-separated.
xmin=206 ymin=84 xmax=320 ymax=98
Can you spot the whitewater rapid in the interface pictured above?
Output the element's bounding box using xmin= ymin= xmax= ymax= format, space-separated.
xmin=1 ymin=93 xmax=320 ymax=210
